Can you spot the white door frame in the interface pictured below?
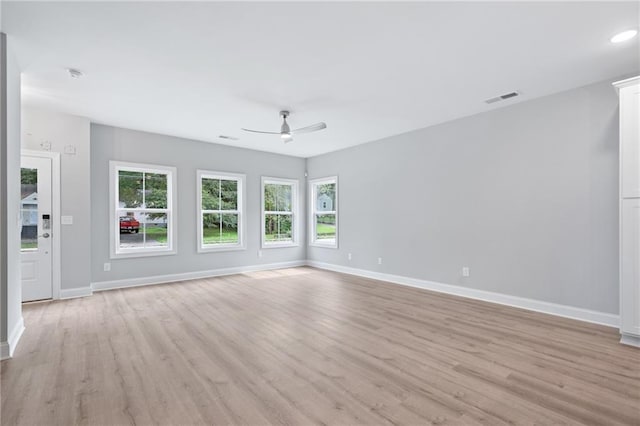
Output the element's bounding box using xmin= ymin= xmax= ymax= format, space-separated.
xmin=21 ymin=149 xmax=61 ymax=299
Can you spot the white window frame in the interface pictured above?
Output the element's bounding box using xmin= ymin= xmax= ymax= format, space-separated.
xmin=197 ymin=170 xmax=246 ymax=253
xmin=309 ymin=176 xmax=338 ymax=249
xmin=261 ymin=176 xmax=299 ymax=248
xmin=110 ymin=161 xmax=177 ymax=259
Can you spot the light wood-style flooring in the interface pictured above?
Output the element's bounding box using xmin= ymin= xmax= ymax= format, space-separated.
xmin=1 ymin=267 xmax=639 ymax=425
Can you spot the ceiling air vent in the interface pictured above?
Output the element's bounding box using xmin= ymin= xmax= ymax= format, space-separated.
xmin=485 ymin=91 xmax=520 ymax=104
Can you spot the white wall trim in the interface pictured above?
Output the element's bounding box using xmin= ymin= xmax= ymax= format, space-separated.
xmin=21 ymin=149 xmax=61 ymax=299
xmin=0 ymin=315 xmax=24 ymax=360
xmin=307 ymin=261 xmax=620 ymax=328
xmin=91 ymin=260 xmax=307 ymax=292
xmin=60 ymin=286 xmax=93 ymax=299
xmin=620 ymin=334 xmax=640 ymax=347
xmin=0 ymin=343 xmax=9 ymax=360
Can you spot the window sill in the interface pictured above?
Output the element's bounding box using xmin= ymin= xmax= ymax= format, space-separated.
xmin=309 ymin=242 xmax=338 ymax=249
xmin=198 ymin=245 xmax=246 ymax=254
xmin=262 ymin=242 xmax=300 ymax=249
xmin=110 ymin=248 xmax=177 ymax=260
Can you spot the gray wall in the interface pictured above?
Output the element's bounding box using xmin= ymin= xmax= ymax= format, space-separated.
xmin=307 ymin=78 xmax=621 ymax=315
xmin=22 ymin=107 xmax=91 ymax=291
xmin=91 ymin=124 xmax=306 ymax=284
xmin=1 ymin=32 xmax=22 ymax=350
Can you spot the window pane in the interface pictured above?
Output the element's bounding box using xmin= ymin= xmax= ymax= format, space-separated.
xmin=265 ymin=183 xmax=292 ymax=212
xmin=145 ymin=172 xmax=168 ymax=209
xmin=315 ymin=214 xmax=336 ymax=241
xmin=264 ymin=183 xmax=276 ymax=211
xmin=118 ymin=212 xmax=168 ymax=249
xmin=202 ymin=213 xmax=239 ymax=245
xmin=315 ymin=183 xmax=336 ymax=212
xmin=277 ymin=184 xmax=292 ymax=212
xmin=118 ymin=171 xmax=143 ymax=208
xmin=21 ymin=168 xmax=38 ymax=250
xmin=202 ymin=178 xmax=220 ymax=210
xmin=265 ymin=214 xmax=293 ymax=242
xmin=220 ymin=179 xmax=238 ymax=210
xmin=118 ymin=212 xmax=143 ymax=249
xmin=143 ymin=213 xmax=168 ymax=247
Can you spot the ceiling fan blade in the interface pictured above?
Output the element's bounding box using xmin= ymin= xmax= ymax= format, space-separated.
xmin=283 ymin=136 xmax=294 ymax=144
xmin=241 ymin=128 xmax=281 ymax=135
xmin=291 ymin=122 xmax=327 ymax=134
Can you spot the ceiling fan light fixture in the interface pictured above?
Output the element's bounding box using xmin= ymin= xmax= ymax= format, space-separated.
xmin=241 ymin=110 xmax=326 ymax=144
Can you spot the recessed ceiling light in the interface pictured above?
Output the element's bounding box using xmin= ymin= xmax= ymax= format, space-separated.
xmin=67 ymin=68 xmax=83 ymax=79
xmin=611 ymin=29 xmax=638 ymax=43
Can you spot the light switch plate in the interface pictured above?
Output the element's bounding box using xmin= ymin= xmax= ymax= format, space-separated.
xmin=61 ymin=215 xmax=73 ymax=225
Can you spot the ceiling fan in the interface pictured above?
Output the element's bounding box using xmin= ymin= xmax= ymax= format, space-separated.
xmin=242 ymin=110 xmax=326 ymax=143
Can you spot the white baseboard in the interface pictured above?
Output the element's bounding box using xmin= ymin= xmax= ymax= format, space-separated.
xmin=307 ymin=261 xmax=620 ymax=328
xmin=0 ymin=343 xmax=9 ymax=360
xmin=91 ymin=260 xmax=307 ymax=292
xmin=620 ymin=334 xmax=640 ymax=347
xmin=60 ymin=286 xmax=93 ymax=299
xmin=0 ymin=316 xmax=25 ymax=360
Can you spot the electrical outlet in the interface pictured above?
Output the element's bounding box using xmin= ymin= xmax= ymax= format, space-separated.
xmin=348 ymin=253 xmax=352 ymax=261
xmin=104 ymin=263 xmax=111 ymax=272
xmin=462 ymin=267 xmax=470 ymax=277
xmin=378 ymin=257 xmax=383 ymax=265
xmin=258 ymin=250 xmax=263 ymax=258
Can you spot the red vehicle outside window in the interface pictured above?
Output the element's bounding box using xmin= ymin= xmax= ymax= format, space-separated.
xmin=119 ymin=216 xmax=140 ymax=233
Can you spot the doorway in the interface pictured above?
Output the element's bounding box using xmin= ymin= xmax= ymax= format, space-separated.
xmin=20 ymin=151 xmax=60 ymax=301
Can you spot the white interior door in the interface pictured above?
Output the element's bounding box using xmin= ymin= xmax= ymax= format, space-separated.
xmin=20 ymin=156 xmax=53 ymax=302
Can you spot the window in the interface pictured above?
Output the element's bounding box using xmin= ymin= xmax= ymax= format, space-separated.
xmin=262 ymin=177 xmax=299 ymax=248
xmin=20 ymin=167 xmax=38 ymax=251
xmin=197 ymin=170 xmax=245 ymax=252
xmin=309 ymin=176 xmax=338 ymax=248
xmin=110 ymin=161 xmax=177 ymax=258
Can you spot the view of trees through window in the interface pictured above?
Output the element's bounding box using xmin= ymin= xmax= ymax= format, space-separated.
xmin=201 ymin=177 xmax=240 ymax=246
xmin=117 ymin=169 xmax=169 ymax=249
xmin=113 ymin=169 xmax=337 ymax=253
xmin=264 ymin=182 xmax=294 ymax=243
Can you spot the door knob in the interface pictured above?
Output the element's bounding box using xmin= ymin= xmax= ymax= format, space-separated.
xmin=39 ymin=233 xmax=50 ymax=238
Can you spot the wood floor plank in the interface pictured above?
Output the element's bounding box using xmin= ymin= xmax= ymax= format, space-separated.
xmin=2 ymin=267 xmax=639 ymax=425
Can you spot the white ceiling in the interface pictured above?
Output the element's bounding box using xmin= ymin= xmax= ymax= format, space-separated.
xmin=2 ymin=1 xmax=639 ymax=158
